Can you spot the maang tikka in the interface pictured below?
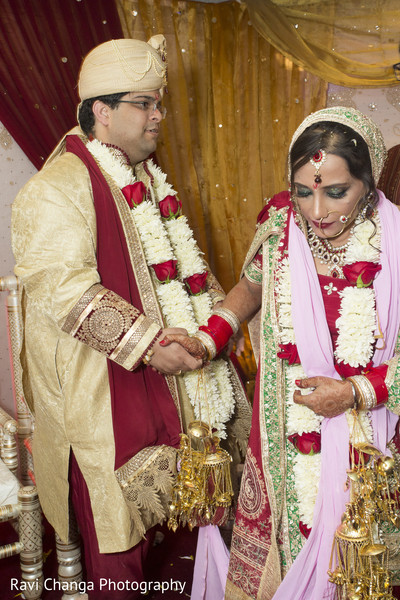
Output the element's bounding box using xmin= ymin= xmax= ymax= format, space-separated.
xmin=310 ymin=149 xmax=327 ymax=189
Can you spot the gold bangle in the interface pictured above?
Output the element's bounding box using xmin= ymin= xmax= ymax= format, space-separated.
xmin=208 ymin=289 xmax=225 ymax=305
xmin=142 ymin=347 xmax=155 ymax=366
xmin=348 ymin=380 xmax=357 ymax=406
xmin=347 ymin=376 xmax=377 ymax=411
xmin=191 ymin=335 xmax=209 ymax=360
xmin=193 ymin=331 xmax=216 ymax=361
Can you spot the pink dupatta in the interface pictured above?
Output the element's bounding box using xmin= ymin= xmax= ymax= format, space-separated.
xmin=272 ymin=191 xmax=400 ymax=599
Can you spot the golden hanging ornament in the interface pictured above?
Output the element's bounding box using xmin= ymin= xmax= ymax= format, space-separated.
xmin=168 ymin=370 xmax=234 ymax=531
xmin=328 ymin=412 xmax=400 ymax=600
xmin=167 ymin=419 xmax=233 ymax=532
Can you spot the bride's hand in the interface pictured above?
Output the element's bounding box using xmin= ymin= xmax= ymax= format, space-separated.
xmin=160 ymin=334 xmax=207 ymax=361
xmin=293 ymin=376 xmax=354 ymax=418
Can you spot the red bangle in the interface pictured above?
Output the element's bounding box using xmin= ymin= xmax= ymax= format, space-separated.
xmin=199 ymin=314 xmax=234 ymax=355
xmin=363 ymin=367 xmax=388 ymax=405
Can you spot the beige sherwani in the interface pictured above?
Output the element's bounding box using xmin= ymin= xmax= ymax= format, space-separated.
xmin=12 ymin=130 xmax=251 ymax=553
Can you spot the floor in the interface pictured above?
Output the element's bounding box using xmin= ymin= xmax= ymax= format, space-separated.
xmin=0 ymin=519 xmax=203 ymax=600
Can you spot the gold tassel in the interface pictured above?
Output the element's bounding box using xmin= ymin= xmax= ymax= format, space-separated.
xmin=328 ymin=413 xmax=400 ymax=599
xmin=168 ymin=420 xmax=233 ymax=532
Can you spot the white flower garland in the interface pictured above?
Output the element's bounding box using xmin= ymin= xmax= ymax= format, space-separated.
xmin=276 ymin=216 xmax=380 ymax=529
xmin=86 ymin=140 xmax=235 ymax=436
xmin=277 ymin=260 xmax=323 ymax=525
xmin=335 ymin=217 xmax=381 ymax=367
xmin=335 ymin=287 xmax=376 ymax=368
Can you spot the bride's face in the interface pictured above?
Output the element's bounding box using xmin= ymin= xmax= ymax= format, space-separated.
xmin=293 ymin=153 xmax=366 ymax=246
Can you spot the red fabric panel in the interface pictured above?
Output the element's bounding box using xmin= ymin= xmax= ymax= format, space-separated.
xmin=65 ymin=135 xmax=181 ymax=469
xmin=0 ymin=0 xmax=123 ymax=169
xmin=364 ymin=365 xmax=389 ymax=405
xmin=69 ymin=452 xmax=154 ymax=597
xmin=226 ymin=362 xmax=274 ymax=598
xmin=318 ymin=273 xmax=349 ymax=351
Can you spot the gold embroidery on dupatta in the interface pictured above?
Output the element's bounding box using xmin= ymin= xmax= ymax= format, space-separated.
xmin=238 ymin=447 xmax=267 ymax=519
xmin=257 ymin=207 xmax=293 ymax=585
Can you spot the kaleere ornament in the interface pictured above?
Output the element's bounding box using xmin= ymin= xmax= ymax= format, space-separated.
xmin=328 ymin=422 xmax=400 ymax=600
xmin=168 ymin=417 xmax=233 ymax=532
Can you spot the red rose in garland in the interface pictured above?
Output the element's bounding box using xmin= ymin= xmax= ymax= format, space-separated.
xmin=277 ymin=343 xmax=300 ymax=365
xmin=184 ymin=272 xmax=208 ymax=295
xmin=299 ymin=520 xmax=311 ymax=539
xmin=152 ymin=260 xmax=178 ymax=283
xmin=122 ymin=182 xmax=147 ymax=208
xmin=342 ymin=261 xmax=381 ymax=288
xmin=159 ymin=195 xmax=182 ymax=219
xmin=288 ymin=431 xmax=321 ymax=455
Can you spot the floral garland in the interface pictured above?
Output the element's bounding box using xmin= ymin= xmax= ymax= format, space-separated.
xmin=276 ymin=215 xmax=380 ymax=530
xmin=86 ymin=139 xmax=234 ymax=436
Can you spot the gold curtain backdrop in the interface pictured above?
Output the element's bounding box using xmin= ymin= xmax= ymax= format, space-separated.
xmin=246 ymin=0 xmax=400 ymax=87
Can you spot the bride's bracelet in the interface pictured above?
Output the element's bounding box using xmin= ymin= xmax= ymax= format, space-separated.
xmin=192 ymin=332 xmax=216 ymax=361
xmin=211 ymin=307 xmax=241 ymax=335
xmin=197 ymin=308 xmax=241 ymax=360
xmin=347 ymin=376 xmax=377 ymax=411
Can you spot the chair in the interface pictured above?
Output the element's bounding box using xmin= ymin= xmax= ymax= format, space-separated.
xmin=0 ymin=405 xmax=43 ymax=599
xmin=0 ymin=274 xmax=85 ymax=600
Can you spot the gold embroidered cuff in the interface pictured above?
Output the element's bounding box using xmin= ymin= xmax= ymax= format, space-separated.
xmin=347 ymin=375 xmax=377 ymax=411
xmin=212 ymin=307 xmax=241 ymax=334
xmin=62 ymin=283 xmax=162 ymax=371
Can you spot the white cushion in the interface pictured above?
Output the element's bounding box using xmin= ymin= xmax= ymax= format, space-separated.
xmin=0 ymin=457 xmax=19 ymax=505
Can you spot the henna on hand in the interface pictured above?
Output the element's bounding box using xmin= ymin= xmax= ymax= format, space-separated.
xmin=161 ymin=334 xmax=206 ymax=361
xmin=293 ymin=376 xmax=354 ymax=418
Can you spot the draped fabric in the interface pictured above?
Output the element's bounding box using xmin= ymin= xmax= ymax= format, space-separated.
xmin=0 ymin=0 xmax=123 ymax=169
xmin=246 ymin=0 xmax=400 ymax=87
